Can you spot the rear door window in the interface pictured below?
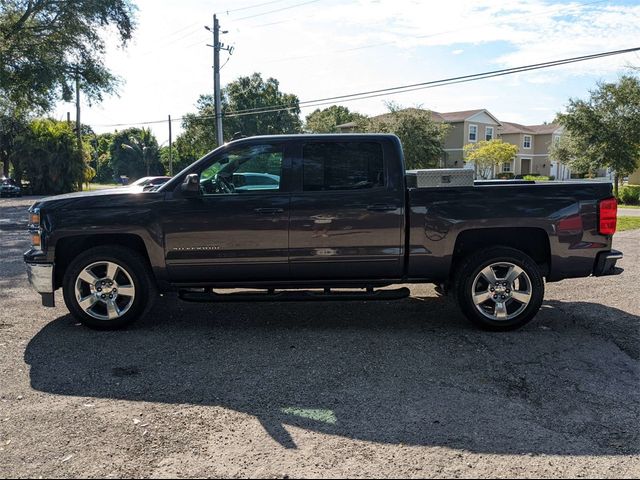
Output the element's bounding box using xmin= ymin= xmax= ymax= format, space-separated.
xmin=302 ymin=142 xmax=384 ymax=191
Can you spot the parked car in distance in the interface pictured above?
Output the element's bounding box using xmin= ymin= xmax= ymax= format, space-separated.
xmin=24 ymin=134 xmax=623 ymax=332
xmin=232 ymin=172 xmax=281 ymax=192
xmin=1 ymin=178 xmax=22 ymax=197
xmin=129 ymin=176 xmax=172 ymax=191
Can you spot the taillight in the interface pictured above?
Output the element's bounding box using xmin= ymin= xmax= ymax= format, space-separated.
xmin=599 ymin=197 xmax=617 ymax=235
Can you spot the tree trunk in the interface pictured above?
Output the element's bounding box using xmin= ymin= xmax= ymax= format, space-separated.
xmin=10 ymin=157 xmax=22 ymax=182
xmin=614 ymin=173 xmax=620 ymax=198
xmin=1 ymin=156 xmax=8 ymax=177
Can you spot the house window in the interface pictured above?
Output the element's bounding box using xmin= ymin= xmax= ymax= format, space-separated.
xmin=485 ymin=126 xmax=494 ymax=141
xmin=469 ymin=125 xmax=478 ymax=142
xmin=523 ymin=135 xmax=532 ymax=149
xmin=502 ymin=162 xmax=512 ymax=173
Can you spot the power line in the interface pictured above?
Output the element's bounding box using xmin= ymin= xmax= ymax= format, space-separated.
xmin=157 ymin=22 xmax=201 ymax=40
xmin=219 ymin=0 xmax=287 ymax=14
xmin=92 ymin=46 xmax=640 ymax=128
xmin=233 ymin=0 xmax=322 ymax=21
xmin=221 ymin=46 xmax=640 ymax=116
xmin=137 ymin=26 xmax=207 ymax=56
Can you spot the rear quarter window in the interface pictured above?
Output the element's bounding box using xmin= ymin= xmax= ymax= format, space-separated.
xmin=302 ymin=142 xmax=384 ymax=191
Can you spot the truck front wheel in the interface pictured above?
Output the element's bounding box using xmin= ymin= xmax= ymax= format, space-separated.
xmin=62 ymin=245 xmax=157 ymax=330
xmin=454 ymin=247 xmax=544 ymax=331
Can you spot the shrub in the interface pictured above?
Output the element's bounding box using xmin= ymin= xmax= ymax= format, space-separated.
xmin=11 ymin=118 xmax=85 ymax=194
xmin=618 ymin=185 xmax=640 ymax=205
xmin=524 ymin=175 xmax=550 ymax=181
xmin=497 ymin=172 xmax=515 ymax=180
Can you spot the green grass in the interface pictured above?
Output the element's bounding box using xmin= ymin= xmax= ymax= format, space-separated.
xmin=619 ymin=204 xmax=640 ymax=209
xmin=618 ymin=217 xmax=640 ymax=231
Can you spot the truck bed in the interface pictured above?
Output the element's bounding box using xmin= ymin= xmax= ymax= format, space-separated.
xmin=407 ymin=181 xmax=615 ymax=282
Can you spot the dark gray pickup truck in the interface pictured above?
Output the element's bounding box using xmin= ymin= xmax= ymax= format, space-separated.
xmin=24 ymin=134 xmax=622 ymax=331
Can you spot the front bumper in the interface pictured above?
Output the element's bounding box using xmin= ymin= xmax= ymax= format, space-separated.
xmin=26 ymin=263 xmax=55 ymax=307
xmin=593 ymin=250 xmax=624 ymax=276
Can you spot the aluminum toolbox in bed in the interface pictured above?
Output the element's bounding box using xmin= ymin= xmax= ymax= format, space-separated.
xmin=406 ymin=168 xmax=475 ymax=188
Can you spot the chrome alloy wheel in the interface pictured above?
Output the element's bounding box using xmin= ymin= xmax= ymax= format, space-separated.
xmin=471 ymin=262 xmax=532 ymax=321
xmin=74 ymin=261 xmax=136 ymax=321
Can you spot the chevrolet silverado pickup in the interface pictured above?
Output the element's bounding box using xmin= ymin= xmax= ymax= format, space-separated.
xmin=24 ymin=134 xmax=623 ymax=331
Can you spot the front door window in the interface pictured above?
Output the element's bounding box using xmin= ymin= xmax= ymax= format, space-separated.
xmin=200 ymin=144 xmax=283 ymax=195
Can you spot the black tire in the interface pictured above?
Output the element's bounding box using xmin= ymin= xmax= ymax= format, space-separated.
xmin=62 ymin=245 xmax=157 ymax=330
xmin=453 ymin=247 xmax=544 ymax=331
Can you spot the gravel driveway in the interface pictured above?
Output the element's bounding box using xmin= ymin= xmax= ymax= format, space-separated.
xmin=1 ymin=197 xmax=638 ymax=478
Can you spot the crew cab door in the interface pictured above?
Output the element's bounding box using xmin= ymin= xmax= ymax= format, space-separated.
xmin=288 ymin=139 xmax=405 ymax=280
xmin=162 ymin=142 xmax=292 ymax=283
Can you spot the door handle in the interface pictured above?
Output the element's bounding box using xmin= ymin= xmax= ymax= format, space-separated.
xmin=367 ymin=204 xmax=396 ymax=212
xmin=254 ymin=208 xmax=284 ymax=214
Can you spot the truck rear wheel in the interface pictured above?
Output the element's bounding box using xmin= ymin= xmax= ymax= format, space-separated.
xmin=454 ymin=247 xmax=544 ymax=331
xmin=62 ymin=245 xmax=157 ymax=330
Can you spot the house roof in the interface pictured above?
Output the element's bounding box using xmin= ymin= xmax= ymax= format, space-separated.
xmin=336 ymin=108 xmax=500 ymax=129
xmin=336 ymin=108 xmax=441 ymax=129
xmin=437 ymin=109 xmax=484 ymax=122
xmin=335 ymin=108 xmax=560 ymax=135
xmin=498 ymin=121 xmax=536 ymax=135
xmin=498 ymin=122 xmax=561 ymax=135
xmin=525 ymin=123 xmax=561 ymax=134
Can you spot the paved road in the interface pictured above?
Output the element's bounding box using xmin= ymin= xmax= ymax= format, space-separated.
xmin=620 ymin=208 xmax=640 ymax=217
xmin=0 ymin=197 xmax=638 ymax=478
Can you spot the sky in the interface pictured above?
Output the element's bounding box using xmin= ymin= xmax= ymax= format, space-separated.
xmin=53 ymin=0 xmax=640 ymax=145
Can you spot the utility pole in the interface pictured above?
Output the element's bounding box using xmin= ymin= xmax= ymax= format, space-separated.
xmin=213 ymin=15 xmax=222 ymax=147
xmin=168 ymin=115 xmax=173 ymax=176
xmin=206 ymin=15 xmax=233 ymax=147
xmin=93 ymin=134 xmax=99 ymax=179
xmin=75 ymin=70 xmax=82 ymax=152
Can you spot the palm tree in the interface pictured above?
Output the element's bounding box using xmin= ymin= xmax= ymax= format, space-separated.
xmin=121 ymin=128 xmax=156 ymax=177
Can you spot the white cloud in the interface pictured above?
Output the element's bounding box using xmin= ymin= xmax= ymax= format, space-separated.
xmin=55 ymin=0 xmax=640 ymax=140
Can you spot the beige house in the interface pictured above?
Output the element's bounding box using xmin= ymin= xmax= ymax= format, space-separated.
xmin=336 ymin=108 xmax=566 ymax=179
xmin=498 ymin=122 xmax=567 ymax=178
xmin=436 ymin=109 xmax=502 ymax=169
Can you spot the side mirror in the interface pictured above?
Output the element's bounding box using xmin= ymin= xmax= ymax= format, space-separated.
xmin=180 ymin=173 xmax=200 ymax=197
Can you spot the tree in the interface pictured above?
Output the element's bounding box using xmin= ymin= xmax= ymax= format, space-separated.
xmin=0 ymin=102 xmax=28 ymax=177
xmin=557 ymin=75 xmax=640 ymax=195
xmin=165 ymin=129 xmax=205 ymax=174
xmin=122 ymin=131 xmax=155 ymax=177
xmin=464 ymin=140 xmax=518 ymax=179
xmin=362 ymin=104 xmax=449 ymax=169
xmin=11 ymin=118 xmax=86 ymax=194
xmin=178 ymin=73 xmax=302 ymax=158
xmin=548 ymin=133 xmax=592 ymax=177
xmin=0 ymin=0 xmax=136 ymax=111
xmin=90 ymin=133 xmax=115 ymax=183
xmin=109 ymin=128 xmax=162 ymax=180
xmin=304 ymin=105 xmax=366 ymax=133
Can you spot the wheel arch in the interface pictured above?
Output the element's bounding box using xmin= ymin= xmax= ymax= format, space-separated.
xmin=450 ymin=227 xmax=551 ymax=281
xmin=54 ymin=234 xmax=154 ymax=290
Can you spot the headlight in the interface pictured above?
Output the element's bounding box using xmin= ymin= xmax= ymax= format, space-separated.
xmin=29 ymin=208 xmax=40 ymax=227
xmin=30 ymin=231 xmax=42 ymax=249
xmin=28 ymin=208 xmax=42 ymax=250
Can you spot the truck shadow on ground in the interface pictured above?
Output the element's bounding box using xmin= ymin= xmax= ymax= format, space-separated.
xmin=25 ymin=296 xmax=639 ymax=455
